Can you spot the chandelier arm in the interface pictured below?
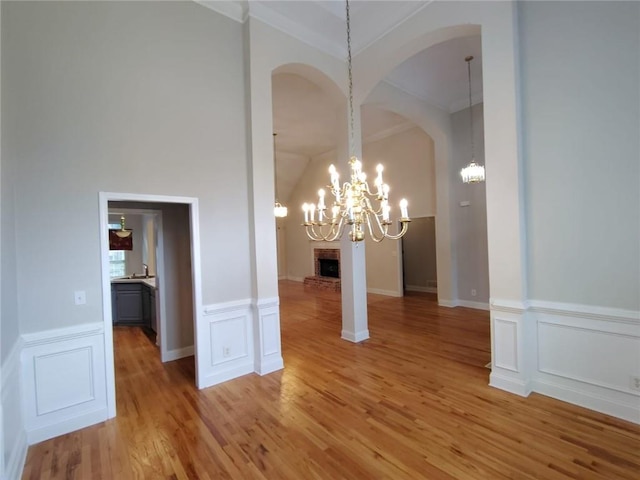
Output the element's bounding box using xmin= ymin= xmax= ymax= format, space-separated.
xmin=366 ymin=214 xmax=386 ymax=243
xmin=370 ymin=209 xmax=391 ymax=240
xmin=382 ymin=220 xmax=410 ymax=240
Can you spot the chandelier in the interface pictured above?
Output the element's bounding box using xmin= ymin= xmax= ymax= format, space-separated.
xmin=273 ymin=133 xmax=288 ymax=218
xmin=302 ymin=0 xmax=410 ymax=243
xmin=460 ymin=55 xmax=485 ymax=183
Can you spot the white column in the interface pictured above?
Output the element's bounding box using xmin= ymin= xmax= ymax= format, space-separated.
xmin=245 ymin=20 xmax=283 ymax=374
xmin=483 ymin=3 xmax=532 ymax=396
xmin=338 ymin=100 xmax=369 ymax=342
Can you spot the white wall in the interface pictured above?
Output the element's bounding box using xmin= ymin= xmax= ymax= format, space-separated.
xmin=1 ymin=2 xmax=28 ymax=474
xmin=2 ymin=1 xmax=252 ymax=338
xmin=520 ymin=1 xmax=640 ymax=311
xmin=514 ymin=1 xmax=640 ymax=422
xmin=363 ymin=127 xmax=435 ymax=296
xmin=451 ymin=103 xmax=489 ymax=305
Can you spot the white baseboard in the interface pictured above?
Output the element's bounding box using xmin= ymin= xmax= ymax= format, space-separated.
xmin=458 ymin=299 xmax=490 ymax=311
xmin=255 ymin=356 xmax=284 ymax=376
xmin=405 ymin=285 xmax=437 ymax=294
xmin=341 ymin=329 xmax=370 ymax=343
xmin=286 ymin=276 xmax=304 ymax=283
xmin=198 ymin=362 xmax=254 ymax=389
xmin=532 ymin=377 xmax=640 ymax=425
xmin=489 ymin=371 xmax=532 ymax=397
xmin=367 ymin=288 xmax=402 ymax=297
xmin=163 ymin=345 xmax=194 ymax=362
xmin=27 ymin=408 xmax=108 ymax=445
xmin=438 ymin=299 xmax=458 ymax=308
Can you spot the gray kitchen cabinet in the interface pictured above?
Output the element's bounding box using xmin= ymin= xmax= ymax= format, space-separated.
xmin=150 ymin=288 xmax=157 ymax=333
xmin=112 ymin=283 xmax=144 ymax=326
xmin=112 ymin=282 xmax=156 ymax=329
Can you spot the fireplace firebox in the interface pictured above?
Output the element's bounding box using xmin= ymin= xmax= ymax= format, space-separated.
xmin=319 ymin=259 xmax=339 ymax=278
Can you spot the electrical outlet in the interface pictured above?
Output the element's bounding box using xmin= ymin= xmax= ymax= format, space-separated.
xmin=74 ymin=290 xmax=86 ymax=305
xmin=223 ymin=347 xmax=230 ymax=358
xmin=630 ymin=376 xmax=640 ymax=392
xmin=471 ymin=289 xmax=477 ymax=297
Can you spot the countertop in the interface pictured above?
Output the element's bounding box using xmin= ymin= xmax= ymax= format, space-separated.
xmin=111 ymin=276 xmax=157 ymax=289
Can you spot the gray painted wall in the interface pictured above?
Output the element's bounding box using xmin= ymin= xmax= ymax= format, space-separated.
xmin=519 ymin=1 xmax=640 ymax=309
xmin=402 ymin=216 xmax=437 ymax=291
xmin=451 ymin=103 xmax=490 ymax=304
xmin=2 ymin=1 xmax=251 ymax=335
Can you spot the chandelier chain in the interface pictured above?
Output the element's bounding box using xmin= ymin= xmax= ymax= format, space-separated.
xmin=346 ymin=0 xmax=354 ymax=157
xmin=467 ymin=56 xmax=475 ymax=161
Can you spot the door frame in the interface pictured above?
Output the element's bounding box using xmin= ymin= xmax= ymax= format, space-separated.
xmin=99 ymin=192 xmax=203 ymax=418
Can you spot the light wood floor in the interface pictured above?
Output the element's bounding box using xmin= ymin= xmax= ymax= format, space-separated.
xmin=22 ymin=280 xmax=640 ymax=479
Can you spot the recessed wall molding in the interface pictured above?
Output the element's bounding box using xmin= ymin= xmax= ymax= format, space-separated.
xmin=529 ymin=299 xmax=640 ymax=324
xmin=21 ymin=326 xmax=108 ymax=444
xmin=203 ymin=298 xmax=252 ymax=316
xmin=22 ymin=322 xmax=104 ymax=348
xmin=255 ymin=296 xmax=280 ymax=309
xmin=490 ymin=298 xmax=530 ymax=314
xmin=533 ymin=307 xmax=640 ymax=424
xmin=198 ymin=301 xmax=254 ymax=388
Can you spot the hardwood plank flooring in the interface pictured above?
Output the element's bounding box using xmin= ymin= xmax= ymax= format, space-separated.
xmin=22 ymin=280 xmax=640 ymax=479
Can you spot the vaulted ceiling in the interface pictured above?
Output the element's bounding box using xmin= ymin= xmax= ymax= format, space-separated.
xmin=199 ymin=1 xmax=483 ymax=203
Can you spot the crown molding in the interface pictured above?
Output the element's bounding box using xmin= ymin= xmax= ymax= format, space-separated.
xmin=248 ymin=2 xmax=345 ymax=60
xmin=353 ymin=1 xmax=435 ymax=56
xmin=194 ymin=1 xmax=248 ymax=23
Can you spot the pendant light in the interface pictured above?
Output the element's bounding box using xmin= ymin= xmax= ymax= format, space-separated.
xmin=114 ymin=216 xmax=132 ymax=238
xmin=460 ymin=55 xmax=486 ymax=184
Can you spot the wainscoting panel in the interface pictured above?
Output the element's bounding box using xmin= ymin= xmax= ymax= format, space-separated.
xmin=21 ymin=323 xmax=108 ymax=444
xmin=255 ymin=297 xmax=284 ymax=375
xmin=198 ymin=300 xmax=254 ymax=389
xmin=493 ymin=318 xmax=518 ymax=372
xmin=488 ymin=301 xmax=533 ymax=397
xmin=2 ymin=339 xmax=27 ymax=480
xmin=532 ymin=303 xmax=640 ymax=423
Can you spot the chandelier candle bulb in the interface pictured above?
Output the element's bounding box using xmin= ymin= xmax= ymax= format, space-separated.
xmin=332 ymin=205 xmax=339 ymax=222
xmin=309 ymin=203 xmax=316 ymax=222
xmin=318 ymin=189 xmax=326 ymax=210
xmin=400 ymin=199 xmax=409 ymax=219
xmin=303 ymin=203 xmax=309 ymax=223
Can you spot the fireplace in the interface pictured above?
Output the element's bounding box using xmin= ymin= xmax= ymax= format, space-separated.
xmin=319 ymin=259 xmax=339 ymax=278
xmin=303 ymin=248 xmax=341 ymax=292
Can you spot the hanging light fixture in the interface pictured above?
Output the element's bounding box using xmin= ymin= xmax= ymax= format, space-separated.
xmin=114 ymin=216 xmax=132 ymax=238
xmin=301 ymin=0 xmax=410 ymax=242
xmin=460 ymin=55 xmax=485 ymax=183
xmin=273 ymin=133 xmax=288 ymax=218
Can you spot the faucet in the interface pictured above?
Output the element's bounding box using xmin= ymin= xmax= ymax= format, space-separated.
xmin=143 ymin=264 xmax=149 ymax=278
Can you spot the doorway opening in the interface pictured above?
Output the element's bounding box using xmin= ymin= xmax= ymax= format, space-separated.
xmin=99 ymin=192 xmax=202 ymax=418
xmin=401 ymin=216 xmax=438 ymax=297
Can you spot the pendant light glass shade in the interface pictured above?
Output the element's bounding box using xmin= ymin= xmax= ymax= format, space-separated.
xmin=460 ymin=55 xmax=485 ymax=184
